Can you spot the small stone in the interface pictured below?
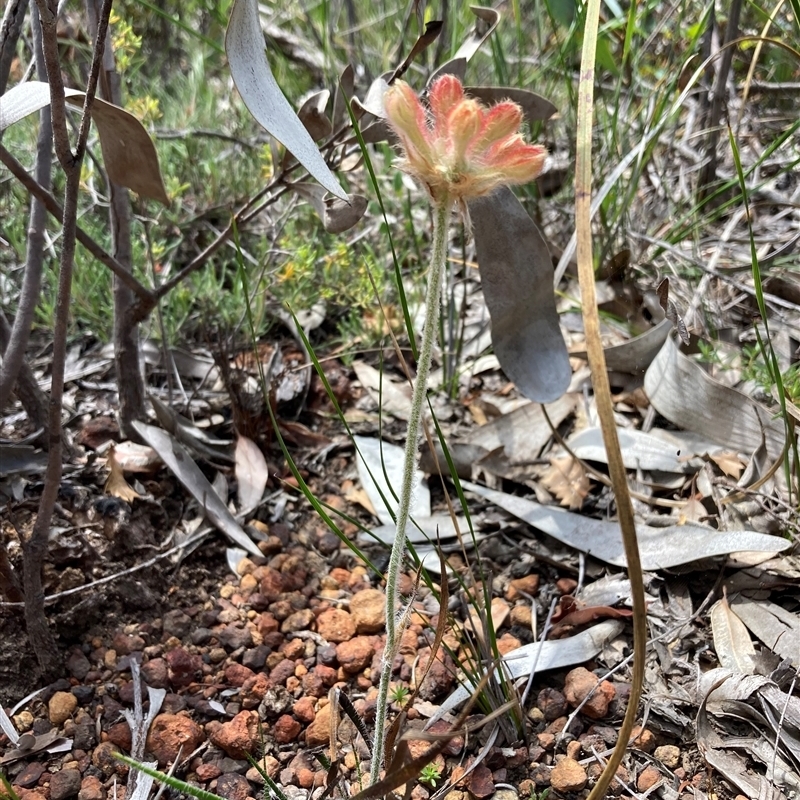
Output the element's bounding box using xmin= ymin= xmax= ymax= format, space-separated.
xmin=78 ymin=776 xmax=105 ymax=800
xmin=563 ymin=667 xmax=616 ymax=719
xmin=655 ymin=745 xmax=680 ymax=769
xmin=550 ymin=758 xmax=587 ymax=793
xmin=316 ymin=609 xmax=356 ymax=643
xmin=107 ymin=721 xmax=133 ymax=751
xmin=349 ymin=589 xmax=385 ymax=634
xmin=281 ymin=609 xmax=315 ymax=633
xmin=292 ymin=697 xmax=315 ymax=724
xmin=536 ymin=732 xmax=555 ymax=751
xmin=637 ymin=765 xmax=662 ymax=792
xmin=92 ymin=742 xmax=123 ymax=776
xmin=209 ymin=647 xmax=227 ymax=663
xmin=537 ymin=688 xmax=568 ymax=721
xmin=49 ymin=769 xmax=82 ymax=800
xmin=305 ymin=703 xmax=331 ymax=747
xmin=66 ymin=651 xmax=91 ymax=680
xmin=492 ymin=790 xmax=518 ymax=800
xmin=219 ymin=624 xmax=252 ymax=651
xmin=146 ymin=714 xmax=204 ymax=766
xmin=467 ymin=765 xmax=494 ymax=799
xmin=163 ymin=610 xmax=192 ymax=639
xmin=629 ymin=725 xmax=656 ymax=753
xmin=273 ymin=714 xmax=302 ymax=744
xmin=49 ymin=691 xmax=78 ymax=725
xmin=195 ymin=764 xmax=222 ymax=782
xmin=165 ymin=647 xmax=202 ymax=688
xmin=269 ymin=658 xmax=296 ymax=686
xmin=225 ymin=663 xmax=256 ymax=687
xmin=509 ymin=605 xmax=532 ymax=628
xmin=245 ymin=756 xmax=280 ymax=784
xmin=209 ymin=710 xmax=259 ymax=759
xmin=141 ymin=657 xmax=169 ymax=689
xmin=242 ymin=645 xmax=270 ymax=670
xmin=335 ymin=637 xmax=374 ymax=673
xmin=506 ymin=574 xmax=540 ymax=601
xmin=14 ymin=762 xmax=45 ymax=789
xmin=13 ymin=711 xmax=34 ymax=732
xmin=215 ymin=773 xmax=250 ymax=800
xmin=113 ymin=632 xmax=145 ymax=655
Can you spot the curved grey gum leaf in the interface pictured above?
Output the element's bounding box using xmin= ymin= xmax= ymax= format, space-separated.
xmin=332 ymin=64 xmax=355 ymax=129
xmin=323 ymin=194 xmax=367 ymax=233
xmin=461 ymin=480 xmax=791 ymax=570
xmin=469 ymin=187 xmax=571 ymax=404
xmin=465 ymin=86 xmax=557 ymax=123
xmin=452 ymin=5 xmax=500 ymax=62
xmin=428 ymin=621 xmax=624 ymax=726
xmin=226 ymin=0 xmax=346 ymax=200
xmin=428 ymin=58 xmax=467 ymax=85
xmin=297 ymin=90 xmax=332 ymax=141
xmin=0 ymin=81 xmax=168 ymax=205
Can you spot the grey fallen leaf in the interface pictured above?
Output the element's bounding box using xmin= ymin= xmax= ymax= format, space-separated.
xmin=710 ymin=597 xmax=757 ymax=675
xmin=466 ymin=394 xmax=577 ymax=467
xmin=297 ymin=89 xmax=332 ymax=141
xmin=0 ymin=704 xmax=19 ymax=744
xmin=645 ymin=336 xmax=784 ymax=459
xmin=728 ymin=596 xmax=800 ymax=667
xmin=352 ymin=361 xmax=412 ymax=420
xmin=566 ymin=426 xmax=720 ymax=473
xmin=0 ymin=81 xmax=168 ymax=204
xmin=428 ymin=57 xmax=467 ymax=85
xmin=353 ymin=435 xmax=430 ymax=526
xmin=235 ymin=435 xmax=268 ymax=510
xmin=572 ymin=318 xmax=672 ymax=375
xmin=323 ymin=194 xmax=367 ymax=234
xmin=461 ymin=480 xmax=790 ymax=570
xmin=331 ymin=64 xmax=355 ymax=129
xmin=464 ymin=86 xmax=557 ymax=123
xmin=225 ymin=0 xmax=346 ymax=200
xmin=0 ymin=444 xmax=48 ymax=476
xmin=132 ymin=421 xmax=261 ymax=558
xmin=451 ymin=5 xmax=500 ymax=62
xmin=149 ymin=394 xmax=234 ymax=463
xmin=469 ymin=187 xmax=571 ymax=404
xmin=428 ymin=621 xmax=624 ymax=726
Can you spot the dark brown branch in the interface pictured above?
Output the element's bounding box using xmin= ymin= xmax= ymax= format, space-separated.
xmin=25 ymin=0 xmax=115 ymax=681
xmin=0 ymin=0 xmax=29 ymax=96
xmin=0 ymin=6 xmax=53 ymax=413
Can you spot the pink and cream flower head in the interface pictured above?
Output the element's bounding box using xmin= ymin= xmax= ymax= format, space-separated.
xmin=383 ymin=74 xmax=546 ymax=207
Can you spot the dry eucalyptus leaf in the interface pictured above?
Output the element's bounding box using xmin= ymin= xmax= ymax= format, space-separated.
xmin=469 ymin=187 xmax=571 ymax=403
xmin=710 ymin=596 xmax=756 ymax=674
xmin=427 ymin=57 xmax=467 ymax=85
xmin=297 ymin=90 xmax=332 ymax=141
xmin=352 ymin=361 xmax=412 ymax=420
xmin=132 ymin=421 xmax=262 ymax=558
xmin=323 ymin=194 xmax=367 ymax=233
xmin=465 ymin=86 xmax=557 ymax=123
xmin=290 ymin=181 xmax=327 ymax=218
xmin=429 ymin=621 xmax=624 ymax=726
xmin=541 ymin=456 xmax=589 ymax=510
xmin=728 ymin=596 xmax=800 ymax=667
xmin=332 ymin=64 xmax=355 ymax=129
xmin=645 ymin=336 xmax=784 ymax=459
xmin=461 ymin=480 xmax=791 ymax=570
xmin=104 ymin=447 xmax=141 ymax=503
xmin=111 ymin=441 xmax=161 ymax=474
xmin=0 ymin=81 xmax=168 ymax=205
xmin=451 ymin=5 xmax=500 ymax=62
xmin=573 ymin=318 xmax=672 ymax=374
xmin=359 ymin=72 xmax=392 ymax=118
xmin=226 ymin=0 xmax=346 ymax=199
xmin=710 ymin=451 xmax=744 ymax=478
xmin=234 ymin=435 xmax=268 ymax=510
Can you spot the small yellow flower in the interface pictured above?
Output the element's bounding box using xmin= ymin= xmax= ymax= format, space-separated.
xmin=383 ymin=74 xmax=546 ymax=206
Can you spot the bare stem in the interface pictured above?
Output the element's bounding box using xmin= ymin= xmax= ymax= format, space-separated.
xmin=370 ymin=198 xmax=451 ymax=783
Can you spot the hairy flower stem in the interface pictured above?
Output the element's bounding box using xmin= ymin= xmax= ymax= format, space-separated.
xmin=371 ymin=198 xmax=452 ymax=783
